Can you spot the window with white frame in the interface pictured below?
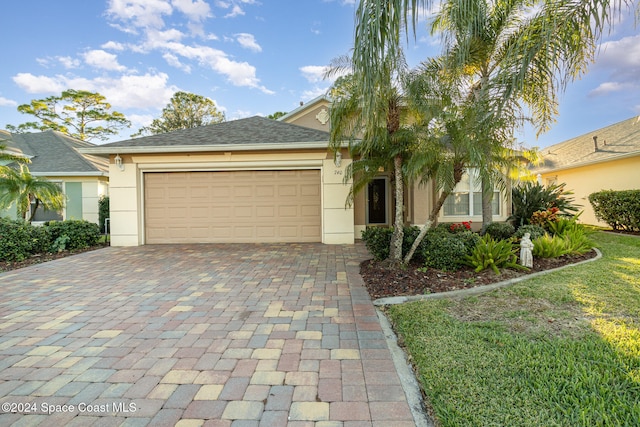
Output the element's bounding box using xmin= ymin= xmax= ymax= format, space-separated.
xmin=443 ymin=169 xmax=500 ymax=217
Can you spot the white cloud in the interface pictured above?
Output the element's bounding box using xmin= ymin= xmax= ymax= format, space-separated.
xmin=145 ymin=28 xmax=186 ymax=47
xmin=163 ymin=53 xmax=192 ymax=73
xmin=103 ymin=73 xmax=178 ymax=109
xmin=228 ymin=109 xmax=253 ymax=120
xmin=101 ymin=41 xmax=126 ymax=51
xmin=106 ymin=0 xmax=173 ymax=30
xmin=586 ymin=34 xmax=640 ymax=98
xmin=12 ymin=72 xmax=178 ymax=110
xmin=126 ymin=113 xmax=155 ymax=130
xmin=0 ymin=97 xmax=17 ymax=107
xmin=588 ymin=81 xmax=628 ymax=96
xmin=13 ymin=73 xmax=66 ymax=94
xmin=235 ymin=33 xmax=261 ymax=52
xmin=171 ymin=0 xmax=211 ymax=21
xmin=302 ymin=87 xmax=329 ymax=101
xmin=57 ymin=56 xmax=81 ymax=69
xmin=225 ymin=5 xmax=244 ymax=17
xmin=300 ymin=65 xmax=330 ymax=83
xmin=83 ymin=50 xmax=128 ymax=72
xmin=154 ymin=42 xmax=273 ymax=93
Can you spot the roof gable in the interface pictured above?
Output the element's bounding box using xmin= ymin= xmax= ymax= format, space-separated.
xmin=536 ymin=116 xmax=640 ymax=172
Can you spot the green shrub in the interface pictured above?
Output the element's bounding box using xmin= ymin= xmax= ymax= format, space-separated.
xmin=589 ymin=190 xmax=640 ymax=231
xmin=562 ymin=227 xmax=594 ymax=255
xmin=423 ymin=233 xmax=470 ymax=271
xmin=509 ymin=182 xmax=579 ymax=227
xmin=98 ymin=196 xmax=110 ymax=233
xmin=361 ymin=226 xmax=431 ymax=262
xmin=29 ymin=225 xmax=52 ymax=255
xmin=0 ymin=218 xmax=34 ymax=261
xmin=401 ymin=226 xmax=430 ymax=263
xmin=547 ymin=215 xmax=581 ymax=237
xmin=532 ymin=234 xmax=569 ymax=258
xmin=457 ymin=230 xmax=481 ymax=253
xmin=483 ymin=222 xmax=515 ymax=240
xmin=50 ymin=235 xmax=70 ymax=253
xmin=513 ymin=224 xmax=546 ymax=240
xmin=45 ymin=220 xmax=101 ymax=251
xmin=465 ymin=234 xmax=526 ymax=274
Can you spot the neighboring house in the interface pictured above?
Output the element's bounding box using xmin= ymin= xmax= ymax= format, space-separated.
xmin=533 ymin=116 xmax=640 ymax=226
xmin=0 ymin=130 xmax=109 ymax=224
xmin=81 ymin=97 xmax=510 ymax=246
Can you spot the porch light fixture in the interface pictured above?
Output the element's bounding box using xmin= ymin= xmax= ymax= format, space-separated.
xmin=334 ymin=151 xmax=342 ymax=168
xmin=114 ymin=154 xmax=125 ymax=171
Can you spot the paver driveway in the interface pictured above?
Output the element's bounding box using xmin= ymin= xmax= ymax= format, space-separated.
xmin=0 ymin=243 xmax=418 ymax=426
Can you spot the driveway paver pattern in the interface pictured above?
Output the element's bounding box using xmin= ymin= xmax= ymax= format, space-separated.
xmin=0 ymin=243 xmax=417 ymax=426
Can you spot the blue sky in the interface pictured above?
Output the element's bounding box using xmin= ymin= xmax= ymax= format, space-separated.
xmin=0 ymin=0 xmax=638 ymax=148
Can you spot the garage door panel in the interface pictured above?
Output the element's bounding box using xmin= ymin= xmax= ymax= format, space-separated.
xmin=300 ymin=184 xmax=320 ymax=197
xmin=301 ymin=205 xmax=321 ymax=217
xmin=235 ymin=186 xmax=253 ymax=197
xmin=256 ymin=206 xmax=275 ymax=217
xmin=278 ymin=206 xmax=298 ymax=217
xmin=145 ymin=170 xmax=321 ymax=243
xmin=234 ymin=206 xmax=252 ymax=217
xmin=301 ymin=225 xmax=321 ymax=238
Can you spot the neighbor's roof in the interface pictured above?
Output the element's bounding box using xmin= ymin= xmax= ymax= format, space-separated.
xmin=534 ymin=116 xmax=640 ymax=173
xmin=1 ymin=130 xmax=109 ymax=176
xmin=81 ymin=116 xmax=331 ymax=155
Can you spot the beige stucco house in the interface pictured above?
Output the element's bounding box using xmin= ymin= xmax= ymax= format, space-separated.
xmin=1 ymin=130 xmax=109 ymax=224
xmin=533 ymin=116 xmax=640 ymax=226
xmin=81 ymin=97 xmax=510 ymax=246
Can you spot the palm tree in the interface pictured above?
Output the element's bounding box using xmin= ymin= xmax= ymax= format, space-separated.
xmin=328 ymin=51 xmax=417 ymax=264
xmin=0 ymin=163 xmax=66 ymax=223
xmin=353 ymin=0 xmax=637 ymax=229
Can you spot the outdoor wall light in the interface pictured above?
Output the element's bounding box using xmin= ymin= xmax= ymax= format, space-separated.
xmin=114 ymin=154 xmax=125 ymax=171
xmin=334 ymin=151 xmax=342 ymax=168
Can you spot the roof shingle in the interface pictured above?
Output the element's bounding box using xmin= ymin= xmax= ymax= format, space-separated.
xmin=1 ymin=130 xmax=108 ymax=174
xmin=100 ymin=116 xmax=330 ymax=149
xmin=535 ymin=116 xmax=640 ymax=173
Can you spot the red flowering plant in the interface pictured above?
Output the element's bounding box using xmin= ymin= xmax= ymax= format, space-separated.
xmin=530 ymin=207 xmax=560 ymax=229
xmin=450 ymin=221 xmax=472 ymax=233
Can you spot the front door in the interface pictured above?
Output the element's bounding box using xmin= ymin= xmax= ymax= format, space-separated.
xmin=367 ymin=178 xmax=388 ymax=225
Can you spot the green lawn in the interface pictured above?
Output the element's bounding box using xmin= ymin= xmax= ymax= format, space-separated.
xmin=387 ymin=232 xmax=640 ymax=427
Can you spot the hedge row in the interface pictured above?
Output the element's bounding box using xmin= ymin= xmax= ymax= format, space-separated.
xmin=0 ymin=218 xmax=101 ymax=262
xmin=589 ymin=190 xmax=640 ymax=232
xmin=360 ymin=225 xmax=480 ymax=271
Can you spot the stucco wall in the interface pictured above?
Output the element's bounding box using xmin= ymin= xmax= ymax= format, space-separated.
xmin=540 ymin=155 xmax=640 ymax=226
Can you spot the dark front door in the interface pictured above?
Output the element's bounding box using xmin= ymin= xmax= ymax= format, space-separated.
xmin=367 ymin=178 xmax=387 ymax=224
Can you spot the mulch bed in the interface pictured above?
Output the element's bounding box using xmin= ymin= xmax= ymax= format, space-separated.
xmin=0 ymin=245 xmax=108 ymax=273
xmin=360 ymin=250 xmax=598 ymax=299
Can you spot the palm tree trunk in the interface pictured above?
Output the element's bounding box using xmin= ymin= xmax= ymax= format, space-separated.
xmin=481 ymin=174 xmax=493 ymax=230
xmin=389 ymin=155 xmax=404 ymax=263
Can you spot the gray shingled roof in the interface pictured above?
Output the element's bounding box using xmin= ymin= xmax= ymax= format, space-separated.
xmin=1 ymin=130 xmax=108 ymax=175
xmin=534 ymin=116 xmax=640 ymax=173
xmin=99 ymin=116 xmax=330 ymax=149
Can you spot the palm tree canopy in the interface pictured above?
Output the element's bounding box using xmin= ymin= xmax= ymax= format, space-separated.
xmin=0 ymin=163 xmax=66 ymax=222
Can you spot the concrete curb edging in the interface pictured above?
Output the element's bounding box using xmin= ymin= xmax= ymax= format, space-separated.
xmin=373 ymin=248 xmax=602 ymax=306
xmin=376 ymin=309 xmax=435 ymax=427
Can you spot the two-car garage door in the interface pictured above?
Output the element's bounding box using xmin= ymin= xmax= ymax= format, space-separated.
xmin=144 ymin=170 xmax=321 ymax=244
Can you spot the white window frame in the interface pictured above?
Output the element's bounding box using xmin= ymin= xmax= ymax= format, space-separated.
xmin=443 ymin=169 xmax=500 ymax=217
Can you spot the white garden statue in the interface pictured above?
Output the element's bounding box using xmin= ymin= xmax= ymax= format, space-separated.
xmin=520 ymin=232 xmax=534 ymax=268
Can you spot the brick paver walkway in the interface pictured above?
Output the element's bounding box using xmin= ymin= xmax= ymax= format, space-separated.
xmin=0 ymin=243 xmax=418 ymax=426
